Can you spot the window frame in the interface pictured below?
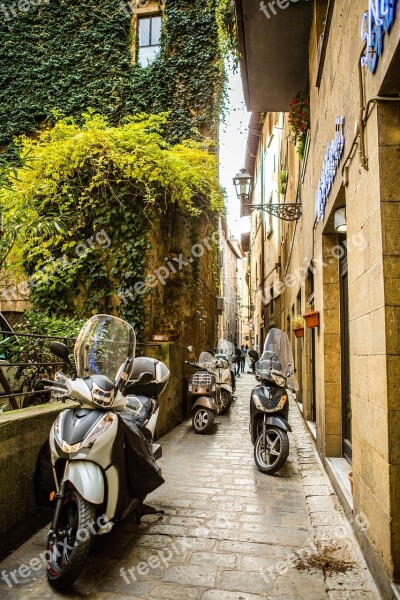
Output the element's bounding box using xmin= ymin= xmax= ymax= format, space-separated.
xmin=137 ymin=13 xmax=162 ymax=67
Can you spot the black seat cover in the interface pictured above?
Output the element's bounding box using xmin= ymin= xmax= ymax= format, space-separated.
xmin=126 ymin=395 xmax=153 ymax=423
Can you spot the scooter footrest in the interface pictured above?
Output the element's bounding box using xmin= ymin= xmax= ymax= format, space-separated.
xmin=152 ymin=443 xmax=162 ymax=460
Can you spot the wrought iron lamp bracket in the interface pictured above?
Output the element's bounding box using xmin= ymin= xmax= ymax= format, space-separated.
xmin=245 ymin=203 xmax=302 ymax=222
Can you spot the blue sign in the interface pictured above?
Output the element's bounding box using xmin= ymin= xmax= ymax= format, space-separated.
xmin=315 ymin=117 xmax=345 ymax=222
xmin=361 ymin=0 xmax=398 ymax=73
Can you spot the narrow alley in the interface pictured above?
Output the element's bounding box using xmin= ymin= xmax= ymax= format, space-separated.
xmin=0 ymin=372 xmax=380 ymax=600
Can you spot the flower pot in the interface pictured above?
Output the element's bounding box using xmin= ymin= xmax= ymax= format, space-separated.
xmin=294 ymin=327 xmax=304 ymax=339
xmin=303 ymin=311 xmax=320 ymax=329
xmin=348 ymin=471 xmax=354 ymax=495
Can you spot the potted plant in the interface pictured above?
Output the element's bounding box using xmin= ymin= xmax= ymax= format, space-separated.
xmin=292 ymin=315 xmax=304 ymax=338
xmin=278 ymin=169 xmax=288 ymax=197
xmin=303 ymin=302 xmax=320 ymax=329
xmin=288 ymin=91 xmax=310 ymax=159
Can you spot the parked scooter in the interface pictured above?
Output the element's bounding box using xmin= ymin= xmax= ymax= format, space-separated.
xmin=186 ymin=347 xmax=221 ymax=433
xmin=215 ymin=339 xmax=236 ymax=393
xmin=198 ymin=352 xmax=233 ymax=414
xmin=249 ymin=328 xmax=298 ymax=475
xmin=36 ymin=315 xmax=169 ymax=590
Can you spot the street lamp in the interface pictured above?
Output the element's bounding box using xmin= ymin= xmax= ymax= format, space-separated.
xmin=233 ymin=168 xmax=253 ymax=202
xmin=233 ymin=168 xmax=302 ymax=222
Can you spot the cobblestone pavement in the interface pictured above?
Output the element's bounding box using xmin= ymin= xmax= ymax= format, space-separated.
xmin=0 ymin=372 xmax=381 ymax=599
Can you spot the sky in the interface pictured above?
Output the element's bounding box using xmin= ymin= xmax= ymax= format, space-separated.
xmin=219 ymin=64 xmax=251 ymax=239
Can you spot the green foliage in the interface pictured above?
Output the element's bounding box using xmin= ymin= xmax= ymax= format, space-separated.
xmin=278 ymin=169 xmax=288 ymax=195
xmin=2 ymin=310 xmax=84 ymax=393
xmin=0 ymin=113 xmax=223 ymax=334
xmin=0 ymin=0 xmax=225 ymax=154
xmin=216 ymin=0 xmax=239 ymax=67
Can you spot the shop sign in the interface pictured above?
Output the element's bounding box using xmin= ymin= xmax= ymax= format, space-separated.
xmin=361 ymin=0 xmax=398 ymax=73
xmin=315 ymin=117 xmax=345 ymax=222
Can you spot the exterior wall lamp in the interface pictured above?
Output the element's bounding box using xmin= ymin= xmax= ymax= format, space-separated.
xmin=334 ymin=207 xmax=347 ymax=233
xmin=233 ymin=168 xmax=253 ymax=202
xmin=234 ymin=168 xmax=302 ymax=222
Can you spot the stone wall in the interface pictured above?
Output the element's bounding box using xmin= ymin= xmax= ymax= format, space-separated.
xmin=244 ymin=0 xmax=400 ymax=590
xmin=0 ymin=402 xmax=72 ymax=559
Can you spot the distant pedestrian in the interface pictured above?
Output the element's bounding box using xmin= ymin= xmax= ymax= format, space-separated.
xmin=240 ymin=345 xmax=247 ymax=373
xmin=234 ymin=344 xmax=242 ymax=377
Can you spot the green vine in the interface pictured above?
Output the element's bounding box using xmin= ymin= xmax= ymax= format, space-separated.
xmin=0 ymin=0 xmax=226 ymax=155
xmin=0 ymin=113 xmax=223 ymax=336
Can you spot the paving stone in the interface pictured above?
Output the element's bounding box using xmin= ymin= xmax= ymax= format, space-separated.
xmin=220 ymin=569 xmax=275 ymax=595
xmin=303 ymin=485 xmax=334 ymax=496
xmin=149 ymin=581 xmax=201 ymax=599
xmin=217 ymin=540 xmax=276 ymax=557
xmin=201 ymin=591 xmax=263 ymax=600
xmin=0 ymin=373 xmax=381 ymax=600
xmin=162 ymin=565 xmax=217 ymax=587
xmin=274 ymin=574 xmax=327 ymax=599
xmin=190 ymin=551 xmax=237 ymax=568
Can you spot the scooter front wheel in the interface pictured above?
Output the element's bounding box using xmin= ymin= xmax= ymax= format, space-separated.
xmin=192 ymin=407 xmax=215 ymax=434
xmin=254 ymin=426 xmax=289 ymax=475
xmin=46 ymin=490 xmax=96 ymax=590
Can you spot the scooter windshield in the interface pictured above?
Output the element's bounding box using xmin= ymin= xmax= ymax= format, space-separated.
xmin=74 ymin=315 xmax=136 ymax=381
xmin=199 ymin=352 xmax=215 ymax=366
xmin=257 ymin=328 xmax=298 ymax=391
xmin=216 ymin=340 xmax=235 ymax=364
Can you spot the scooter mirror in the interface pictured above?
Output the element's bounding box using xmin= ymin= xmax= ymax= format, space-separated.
xmin=187 ymin=346 xmax=194 ymax=354
xmin=50 ymin=341 xmax=70 ymax=362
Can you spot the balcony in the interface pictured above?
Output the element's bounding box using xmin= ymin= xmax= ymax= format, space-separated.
xmin=235 ymin=0 xmax=313 ymax=112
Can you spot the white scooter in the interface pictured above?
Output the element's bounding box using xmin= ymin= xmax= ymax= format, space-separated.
xmin=38 ymin=315 xmax=169 ymax=590
xmin=198 ymin=352 xmax=233 ymax=414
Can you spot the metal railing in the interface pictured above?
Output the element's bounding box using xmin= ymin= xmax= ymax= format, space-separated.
xmin=0 ymin=329 xmax=145 ymax=412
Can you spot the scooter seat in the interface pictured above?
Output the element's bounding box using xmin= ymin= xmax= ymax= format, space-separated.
xmin=126 ymin=395 xmax=153 ymax=423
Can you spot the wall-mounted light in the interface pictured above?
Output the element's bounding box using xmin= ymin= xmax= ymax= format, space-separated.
xmin=334 ymin=207 xmax=347 ymax=233
xmin=233 ymin=168 xmax=253 ymax=202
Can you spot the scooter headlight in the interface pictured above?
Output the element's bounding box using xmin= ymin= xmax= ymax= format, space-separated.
xmin=79 ymin=413 xmax=115 ymax=449
xmin=54 ymin=411 xmax=116 ymax=454
xmin=272 ymin=373 xmax=287 ymax=388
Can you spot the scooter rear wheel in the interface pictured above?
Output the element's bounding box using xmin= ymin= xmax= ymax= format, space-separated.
xmin=219 ymin=389 xmax=233 ymax=414
xmin=254 ymin=426 xmax=289 ymax=475
xmin=46 ymin=490 xmax=96 ymax=590
xmin=192 ymin=407 xmax=215 ymax=434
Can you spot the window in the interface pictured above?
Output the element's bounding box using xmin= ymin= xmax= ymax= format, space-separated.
xmin=138 ymin=16 xmax=161 ymax=67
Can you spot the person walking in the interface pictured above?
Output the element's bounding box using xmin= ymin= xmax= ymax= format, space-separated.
xmin=235 ymin=344 xmax=242 ymax=377
xmin=240 ymin=345 xmax=247 ymax=373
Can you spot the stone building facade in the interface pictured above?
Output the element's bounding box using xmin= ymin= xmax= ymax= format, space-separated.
xmin=234 ymin=0 xmax=400 ymax=596
xmin=218 ymin=219 xmax=242 ymax=344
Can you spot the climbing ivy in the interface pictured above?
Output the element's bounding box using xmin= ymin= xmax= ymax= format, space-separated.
xmin=0 ymin=113 xmax=223 ymax=335
xmin=0 ymin=0 xmax=226 ymax=155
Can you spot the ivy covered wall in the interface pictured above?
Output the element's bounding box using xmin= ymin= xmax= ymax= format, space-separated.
xmin=0 ymin=0 xmax=225 ymax=155
xmin=0 ymin=0 xmax=227 ymax=351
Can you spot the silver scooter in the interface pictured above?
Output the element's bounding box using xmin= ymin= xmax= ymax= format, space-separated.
xmin=198 ymin=352 xmax=233 ymax=414
xmin=38 ymin=315 xmax=169 ymax=590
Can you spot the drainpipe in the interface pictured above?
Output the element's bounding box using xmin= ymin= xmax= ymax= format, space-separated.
xmin=358 ymin=41 xmax=368 ymax=170
xmin=357 ymin=40 xmax=400 ymax=171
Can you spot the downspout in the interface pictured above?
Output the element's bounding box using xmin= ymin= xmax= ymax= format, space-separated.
xmin=356 ymin=41 xmax=400 ymax=171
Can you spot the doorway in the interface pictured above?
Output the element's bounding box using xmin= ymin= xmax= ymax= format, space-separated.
xmin=339 ymin=237 xmax=352 ymax=462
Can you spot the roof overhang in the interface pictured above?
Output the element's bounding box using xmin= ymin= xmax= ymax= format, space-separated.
xmin=235 ymin=0 xmax=313 ymax=112
xmin=240 ymin=113 xmax=263 ymax=217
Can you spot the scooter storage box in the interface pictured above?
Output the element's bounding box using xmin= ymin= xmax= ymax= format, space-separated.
xmin=127 ymin=357 xmax=170 ymax=396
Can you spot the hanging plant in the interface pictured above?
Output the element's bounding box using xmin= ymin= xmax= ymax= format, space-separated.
xmin=288 ymin=91 xmax=310 ymax=159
